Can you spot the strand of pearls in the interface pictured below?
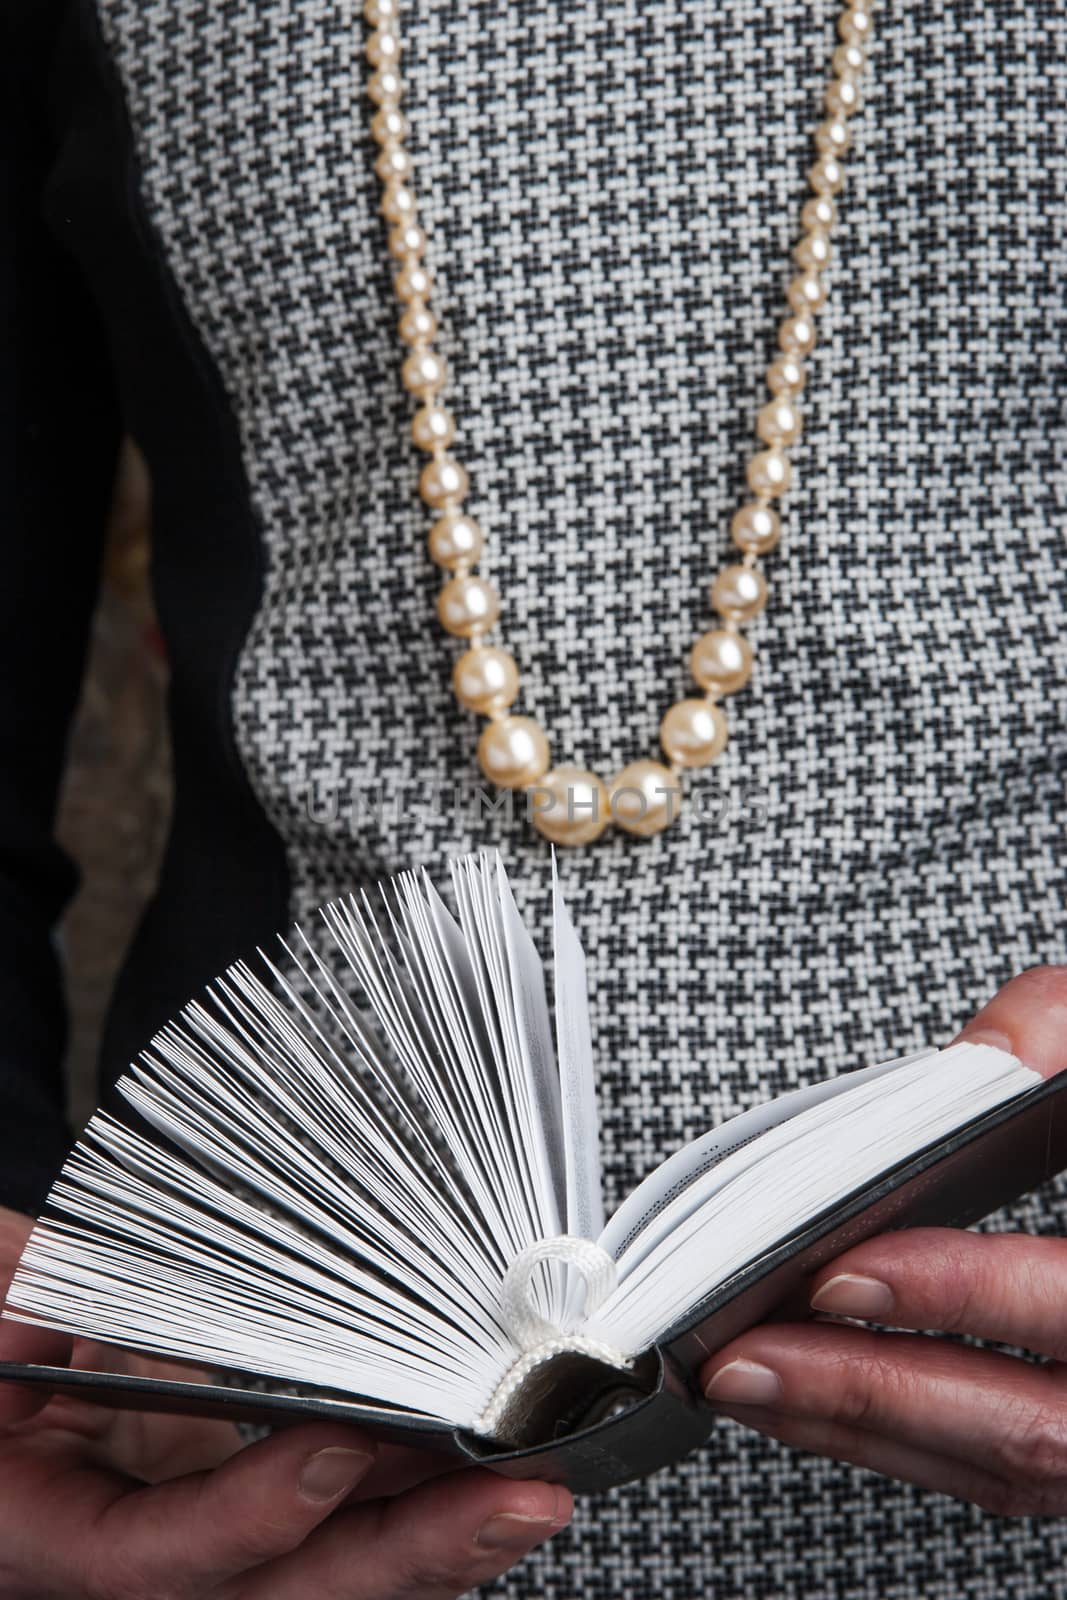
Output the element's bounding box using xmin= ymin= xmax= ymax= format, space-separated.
xmin=363 ymin=2 xmax=873 ymax=844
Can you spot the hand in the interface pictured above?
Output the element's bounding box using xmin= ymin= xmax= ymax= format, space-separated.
xmin=0 ymin=1210 xmax=571 ymax=1598
xmin=700 ymin=965 xmax=1067 ymax=1517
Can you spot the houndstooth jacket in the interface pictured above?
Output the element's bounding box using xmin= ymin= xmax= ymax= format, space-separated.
xmin=5 ymin=0 xmax=1067 ymax=1595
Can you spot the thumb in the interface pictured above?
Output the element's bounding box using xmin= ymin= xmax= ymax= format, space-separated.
xmin=953 ymin=965 xmax=1067 ymax=1077
xmin=85 ymin=1423 xmax=377 ymax=1593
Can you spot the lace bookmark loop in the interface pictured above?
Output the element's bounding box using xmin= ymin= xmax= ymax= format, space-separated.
xmin=473 ymin=1236 xmax=633 ymax=1438
xmin=500 ymin=1234 xmax=619 ymax=1350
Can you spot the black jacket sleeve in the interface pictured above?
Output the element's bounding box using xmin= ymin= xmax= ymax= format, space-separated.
xmin=0 ymin=0 xmax=121 ymax=1215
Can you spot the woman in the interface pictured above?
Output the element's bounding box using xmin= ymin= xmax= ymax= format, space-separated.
xmin=3 ymin=0 xmax=1067 ymax=1595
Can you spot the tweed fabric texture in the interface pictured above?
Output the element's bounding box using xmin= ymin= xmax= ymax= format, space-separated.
xmin=94 ymin=0 xmax=1067 ymax=1594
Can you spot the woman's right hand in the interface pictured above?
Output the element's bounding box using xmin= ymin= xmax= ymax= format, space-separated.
xmin=0 ymin=1206 xmax=571 ymax=1599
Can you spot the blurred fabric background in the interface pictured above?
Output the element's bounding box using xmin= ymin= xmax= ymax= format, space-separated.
xmin=56 ymin=439 xmax=171 ymax=1130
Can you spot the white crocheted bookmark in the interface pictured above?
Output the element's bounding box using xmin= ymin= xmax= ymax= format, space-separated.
xmin=473 ymin=1235 xmax=633 ymax=1438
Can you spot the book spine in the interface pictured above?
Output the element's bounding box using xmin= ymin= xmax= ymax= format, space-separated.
xmin=453 ymin=1347 xmax=713 ymax=1495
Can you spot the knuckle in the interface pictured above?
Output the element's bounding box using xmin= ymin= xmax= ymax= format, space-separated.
xmin=832 ymin=1358 xmax=881 ymax=1427
xmin=81 ymin=1564 xmax=120 ymax=1600
xmin=83 ymin=1553 xmax=169 ymax=1600
xmin=392 ymin=1550 xmax=472 ymax=1597
xmin=892 ymin=1232 xmax=985 ymax=1335
xmin=318 ymin=1512 xmax=471 ymax=1600
xmin=999 ymin=1406 xmax=1067 ymax=1486
xmin=82 ymin=1529 xmax=141 ymax=1600
xmin=228 ymin=1511 xmax=305 ymax=1566
xmin=934 ymin=1256 xmax=985 ymax=1336
xmin=208 ymin=1475 xmax=304 ymax=1567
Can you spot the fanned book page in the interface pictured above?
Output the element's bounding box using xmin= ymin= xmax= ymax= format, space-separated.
xmin=3 ymin=850 xmax=1065 ymax=1484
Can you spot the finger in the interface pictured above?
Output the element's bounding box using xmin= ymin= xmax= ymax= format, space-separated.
xmin=247 ymin=1468 xmax=573 ymax=1600
xmin=98 ymin=1403 xmax=244 ymax=1482
xmin=0 ymin=1318 xmax=73 ymax=1424
xmin=804 ymin=1227 xmax=1067 ymax=1362
xmin=702 ymin=1321 xmax=1067 ymax=1483
xmin=83 ymin=1423 xmax=380 ymax=1593
xmin=25 ymin=1348 xmax=243 ymax=1476
xmin=101 ymin=1353 xmax=244 ymax=1479
xmin=346 ymin=1440 xmax=460 ymax=1500
xmin=19 ymin=1388 xmax=242 ymax=1484
xmin=710 ymin=1407 xmax=1035 ymax=1516
xmin=953 ymin=963 xmax=1067 ymax=1075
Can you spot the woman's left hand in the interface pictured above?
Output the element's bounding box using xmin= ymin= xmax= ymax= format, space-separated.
xmin=700 ymin=965 xmax=1067 ymax=1516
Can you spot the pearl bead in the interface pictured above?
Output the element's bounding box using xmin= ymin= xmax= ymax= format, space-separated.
xmin=419 ymin=455 xmax=469 ymax=509
xmin=365 ymin=28 xmax=402 ymax=69
xmin=815 ymin=116 xmax=852 ymax=157
xmin=371 ymin=107 xmax=409 ymax=145
xmin=690 ymin=628 xmax=754 ymax=695
xmin=429 ymin=510 xmax=482 ymax=567
xmin=364 ymin=0 xmax=399 ymax=24
xmin=395 ymin=263 xmax=433 ymax=302
xmin=838 ymin=6 xmax=874 ymax=46
xmin=809 ymin=155 xmax=847 ymax=196
xmin=660 ymin=699 xmax=728 ymax=769
xmin=529 ymin=767 xmax=611 ymax=845
xmin=779 ymin=315 xmax=817 ymax=357
xmin=712 ymin=564 xmax=769 ymax=623
xmin=477 ymin=716 xmax=550 ymax=790
xmin=833 ymin=42 xmax=866 ymax=76
xmin=610 ymin=761 xmax=683 ymax=837
xmin=756 ymin=395 xmax=802 ymax=447
xmin=367 ymin=68 xmax=403 ymax=106
xmin=380 ymin=181 xmax=417 ymax=224
xmin=794 ymin=231 xmax=832 ymax=271
xmin=413 ymin=406 xmax=456 ymax=453
xmin=399 ymin=304 xmax=437 ymax=346
xmin=731 ymin=503 xmax=781 ymax=556
xmin=452 ymin=645 xmax=519 ymax=713
xmin=787 ymin=271 xmax=827 ymax=315
xmin=401 ymin=347 xmax=446 ymax=396
xmin=437 ymin=574 xmax=500 ymax=637
xmin=747 ymin=449 xmax=792 ymax=497
xmin=825 ymin=76 xmax=861 ymax=118
xmin=374 ymin=145 xmax=412 ymax=183
xmin=766 ymin=354 xmax=806 ymax=394
xmin=801 ymin=195 xmax=837 ymax=232
xmin=389 ymin=222 xmax=426 ymax=261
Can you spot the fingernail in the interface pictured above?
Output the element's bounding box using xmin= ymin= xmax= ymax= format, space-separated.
xmin=703 ymin=1359 xmax=782 ymax=1406
xmin=476 ymin=1511 xmax=558 ymax=1550
xmin=810 ymin=1272 xmax=894 ymax=1320
xmin=299 ymin=1446 xmax=375 ymax=1503
xmin=961 ymin=1028 xmax=1016 ymax=1056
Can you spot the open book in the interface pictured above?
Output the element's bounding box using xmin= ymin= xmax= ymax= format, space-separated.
xmin=2 ymin=851 xmax=1067 ymax=1493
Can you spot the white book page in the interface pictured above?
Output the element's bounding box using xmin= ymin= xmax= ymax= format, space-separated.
xmin=586 ymin=1043 xmax=1040 ymax=1355
xmin=495 ymin=854 xmax=567 ymax=1223
xmin=5 ymin=859 xmax=574 ymax=1434
xmin=598 ymin=1046 xmax=940 ymax=1260
xmin=450 ymin=855 xmax=560 ymax=1252
xmin=385 ymin=873 xmax=530 ymax=1260
xmin=552 ymin=851 xmax=604 ymax=1241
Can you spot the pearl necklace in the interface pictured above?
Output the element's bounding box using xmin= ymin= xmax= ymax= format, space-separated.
xmin=363 ymin=1 xmax=873 ymax=845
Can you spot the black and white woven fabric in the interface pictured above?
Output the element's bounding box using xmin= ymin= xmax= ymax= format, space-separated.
xmin=78 ymin=0 xmax=1067 ymax=1593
